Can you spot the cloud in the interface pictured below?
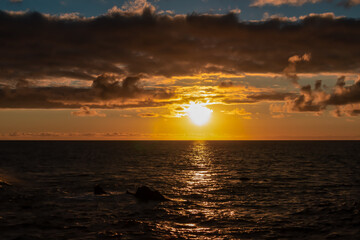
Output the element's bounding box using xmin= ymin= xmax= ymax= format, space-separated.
xmin=332 ymin=104 xmax=360 ymax=117
xmin=283 ymin=53 xmax=311 ymax=87
xmin=250 ymin=0 xmax=322 ymax=7
xmin=0 ymin=75 xmax=174 ymax=108
xmin=0 ymin=131 xmax=157 ymax=139
xmin=158 ymin=10 xmax=175 ymax=15
xmin=71 ymin=106 xmax=106 ymax=117
xmin=58 ymin=12 xmax=82 ymax=20
xmin=338 ymin=0 xmax=360 ymax=8
xmin=229 ymin=8 xmax=241 ymax=14
xmin=270 ymin=103 xmax=287 ymax=113
xmin=91 ymin=74 xmax=142 ymax=99
xmin=262 ymin=12 xmax=298 ymax=22
xmin=5 ymin=132 xmax=63 ymax=137
xmin=121 ymin=0 xmax=156 ymax=13
xmin=222 ymin=108 xmax=252 ymax=119
xmin=326 ymin=77 xmax=360 ymax=106
xmin=0 ymin=10 xmax=359 ymax=109
xmin=299 ymin=12 xmax=344 ymax=20
xmin=1 ymin=10 xmax=359 ymax=83
xmin=10 ymin=0 xmax=22 ymax=3
xmin=138 ymin=112 xmax=159 ymax=117
xmin=247 ymin=92 xmax=297 ymax=101
xmin=218 ymin=80 xmax=234 ymax=88
xmin=289 ymin=83 xmax=327 ymax=112
xmin=261 ymin=12 xmax=344 ymax=22
xmin=287 ymin=76 xmax=360 ymax=114
xmin=223 ymin=99 xmax=257 ymax=104
xmin=108 ymin=0 xmax=156 ymax=15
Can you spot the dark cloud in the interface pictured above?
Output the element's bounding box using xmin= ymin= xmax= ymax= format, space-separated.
xmin=287 ymin=76 xmax=360 ymax=114
xmin=15 ymin=79 xmax=30 ymax=88
xmin=218 ymin=80 xmax=233 ymax=88
xmin=91 ymin=74 xmax=142 ymax=99
xmin=0 ymin=10 xmax=359 ymax=82
xmin=314 ymin=80 xmax=322 ymax=90
xmin=288 ymin=80 xmax=328 ymax=112
xmin=351 ymin=109 xmax=360 ymax=115
xmin=332 ymin=106 xmax=360 ymax=117
xmin=326 ymin=79 xmax=360 ymax=106
xmin=335 ymin=75 xmax=346 ymax=88
xmin=0 ymin=9 xmax=359 ymax=109
xmin=291 ymin=87 xmax=325 ymax=112
xmin=0 ymin=75 xmax=173 ymax=108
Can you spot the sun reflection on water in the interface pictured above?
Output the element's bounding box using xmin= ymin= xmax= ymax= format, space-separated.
xmin=157 ymin=141 xmax=246 ymax=238
xmin=176 ymin=141 xmax=227 ymax=235
xmin=185 ymin=141 xmax=215 ymax=190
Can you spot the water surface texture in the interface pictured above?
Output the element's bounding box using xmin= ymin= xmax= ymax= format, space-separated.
xmin=0 ymin=141 xmax=360 ymax=239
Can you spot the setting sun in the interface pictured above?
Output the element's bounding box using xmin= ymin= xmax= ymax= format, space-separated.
xmin=185 ymin=102 xmax=213 ymax=126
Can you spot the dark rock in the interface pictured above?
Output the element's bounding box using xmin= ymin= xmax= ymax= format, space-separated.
xmin=127 ymin=186 xmax=168 ymax=201
xmin=0 ymin=180 xmax=11 ymax=187
xmin=94 ymin=185 xmax=107 ymax=195
xmin=240 ymin=177 xmax=250 ymax=181
xmin=0 ymin=180 xmax=12 ymax=191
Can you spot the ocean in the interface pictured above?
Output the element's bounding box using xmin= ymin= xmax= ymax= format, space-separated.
xmin=0 ymin=141 xmax=359 ymax=239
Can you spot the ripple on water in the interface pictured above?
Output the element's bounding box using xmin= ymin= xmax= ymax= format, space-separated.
xmin=0 ymin=141 xmax=359 ymax=239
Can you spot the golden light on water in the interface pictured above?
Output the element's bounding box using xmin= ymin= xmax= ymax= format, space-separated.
xmin=185 ymin=102 xmax=213 ymax=126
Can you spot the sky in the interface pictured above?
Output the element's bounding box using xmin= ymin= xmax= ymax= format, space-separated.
xmin=0 ymin=0 xmax=359 ymax=140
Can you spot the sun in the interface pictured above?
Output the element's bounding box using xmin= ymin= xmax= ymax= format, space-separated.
xmin=185 ymin=102 xmax=213 ymax=126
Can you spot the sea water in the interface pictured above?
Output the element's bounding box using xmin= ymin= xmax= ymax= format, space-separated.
xmin=0 ymin=141 xmax=359 ymax=239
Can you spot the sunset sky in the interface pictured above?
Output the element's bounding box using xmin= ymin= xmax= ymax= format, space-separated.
xmin=0 ymin=0 xmax=359 ymax=140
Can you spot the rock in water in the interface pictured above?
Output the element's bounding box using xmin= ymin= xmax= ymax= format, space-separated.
xmin=127 ymin=186 xmax=167 ymax=201
xmin=0 ymin=180 xmax=11 ymax=191
xmin=94 ymin=185 xmax=107 ymax=195
xmin=240 ymin=177 xmax=250 ymax=181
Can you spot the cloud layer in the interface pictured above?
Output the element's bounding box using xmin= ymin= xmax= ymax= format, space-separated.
xmin=251 ymin=0 xmax=322 ymax=7
xmin=250 ymin=0 xmax=360 ymax=7
xmin=0 ymin=9 xmax=359 ymax=109
xmin=0 ymin=74 xmax=173 ymax=108
xmin=285 ymin=76 xmax=360 ymax=114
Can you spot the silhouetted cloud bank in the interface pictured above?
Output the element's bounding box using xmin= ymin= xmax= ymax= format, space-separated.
xmin=0 ymin=9 xmax=359 ymax=109
xmin=287 ymin=76 xmax=360 ymax=113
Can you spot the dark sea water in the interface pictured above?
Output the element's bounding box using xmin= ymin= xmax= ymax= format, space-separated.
xmin=0 ymin=141 xmax=360 ymax=240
